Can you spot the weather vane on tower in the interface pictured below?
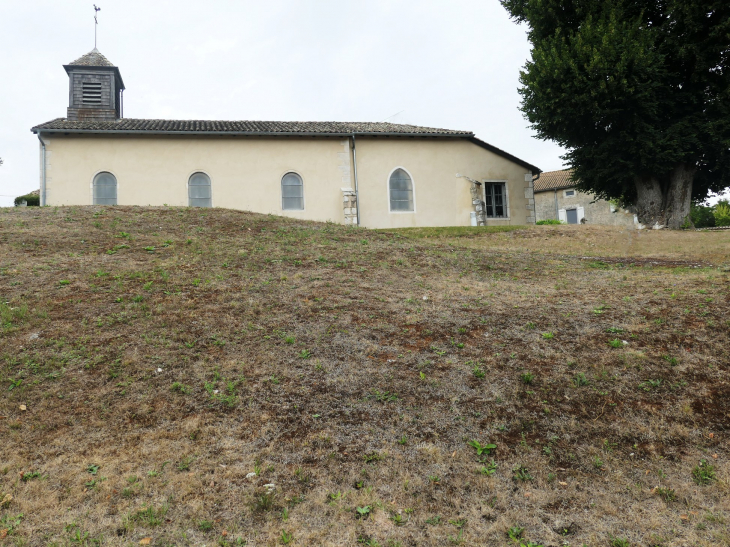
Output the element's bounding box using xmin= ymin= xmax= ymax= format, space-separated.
xmin=94 ymin=4 xmax=101 ymax=49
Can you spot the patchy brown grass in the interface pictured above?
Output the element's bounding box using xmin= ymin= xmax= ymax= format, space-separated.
xmin=398 ymin=224 xmax=730 ymax=265
xmin=1 ymin=206 xmax=728 ymax=547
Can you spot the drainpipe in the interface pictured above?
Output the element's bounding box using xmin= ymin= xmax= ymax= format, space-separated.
xmin=351 ymin=133 xmax=361 ymax=226
xmin=554 ymin=189 xmax=558 ymax=220
xmin=37 ymin=134 xmax=46 ymax=206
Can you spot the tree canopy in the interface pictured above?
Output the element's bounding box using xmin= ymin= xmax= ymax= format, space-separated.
xmin=501 ymin=0 xmax=730 ymax=227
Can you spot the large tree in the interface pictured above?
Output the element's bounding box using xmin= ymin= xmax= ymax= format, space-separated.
xmin=501 ymin=0 xmax=730 ymax=228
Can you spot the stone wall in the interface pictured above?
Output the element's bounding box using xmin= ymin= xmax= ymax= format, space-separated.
xmin=469 ymin=181 xmax=486 ymax=226
xmin=342 ymin=188 xmax=358 ymax=225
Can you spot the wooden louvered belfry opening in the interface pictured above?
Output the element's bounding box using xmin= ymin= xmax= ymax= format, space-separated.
xmin=82 ymin=81 xmax=103 ymax=105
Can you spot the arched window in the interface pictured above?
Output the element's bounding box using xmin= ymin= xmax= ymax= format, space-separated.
xmin=188 ymin=172 xmax=212 ymax=207
xmin=93 ymin=172 xmax=117 ymax=205
xmin=389 ymin=168 xmax=414 ymax=212
xmin=281 ymin=172 xmax=304 ymax=210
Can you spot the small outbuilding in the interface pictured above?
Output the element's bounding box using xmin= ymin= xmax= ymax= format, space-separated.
xmin=534 ymin=169 xmax=637 ymax=227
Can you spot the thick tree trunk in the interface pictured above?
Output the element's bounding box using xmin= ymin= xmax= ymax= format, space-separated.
xmin=634 ymin=175 xmax=665 ymax=227
xmin=634 ymin=165 xmax=695 ymax=229
xmin=664 ymin=163 xmax=695 ymax=229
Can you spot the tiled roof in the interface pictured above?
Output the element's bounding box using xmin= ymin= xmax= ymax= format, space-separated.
xmin=31 ymin=118 xmax=473 ymax=137
xmin=31 ymin=119 xmax=541 ymax=172
xmin=67 ymin=48 xmax=116 ymax=67
xmin=533 ymin=169 xmax=575 ymax=192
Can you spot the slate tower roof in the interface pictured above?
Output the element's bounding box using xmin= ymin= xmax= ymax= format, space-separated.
xmin=68 ymin=48 xmax=116 ymax=67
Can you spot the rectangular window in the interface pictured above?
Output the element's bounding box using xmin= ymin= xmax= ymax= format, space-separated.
xmin=565 ymin=189 xmax=576 ymax=197
xmin=82 ymin=82 xmax=102 ymax=105
xmin=484 ymin=183 xmax=507 ymax=218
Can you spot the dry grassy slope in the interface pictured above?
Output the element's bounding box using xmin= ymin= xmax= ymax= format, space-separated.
xmin=397 ymin=224 xmax=730 ymax=265
xmin=0 ymin=206 xmax=728 ymax=547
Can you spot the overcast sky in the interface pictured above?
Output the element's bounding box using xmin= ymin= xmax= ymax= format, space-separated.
xmin=0 ymin=0 xmax=574 ymax=206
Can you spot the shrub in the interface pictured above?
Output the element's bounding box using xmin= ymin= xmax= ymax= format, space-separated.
xmin=690 ymin=202 xmax=715 ymax=228
xmin=536 ymin=219 xmax=562 ymax=225
xmin=714 ymin=201 xmax=730 ymax=227
xmin=14 ymin=193 xmax=40 ymax=207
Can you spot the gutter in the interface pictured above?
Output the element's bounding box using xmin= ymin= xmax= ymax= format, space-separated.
xmin=37 ymin=134 xmax=46 ymax=206
xmin=351 ymin=134 xmax=361 ymax=227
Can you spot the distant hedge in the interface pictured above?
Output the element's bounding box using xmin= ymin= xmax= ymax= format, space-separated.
xmin=536 ymin=219 xmax=562 ymax=225
xmin=716 ymin=202 xmax=730 ymax=227
xmin=690 ymin=200 xmax=730 ymax=228
xmin=14 ymin=193 xmax=40 ymax=207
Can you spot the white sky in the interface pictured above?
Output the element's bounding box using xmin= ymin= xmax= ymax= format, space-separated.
xmin=2 ymin=1 xmax=725 ymax=208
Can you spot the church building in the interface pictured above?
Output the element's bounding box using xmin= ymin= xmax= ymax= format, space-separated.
xmin=31 ymin=49 xmax=541 ymax=229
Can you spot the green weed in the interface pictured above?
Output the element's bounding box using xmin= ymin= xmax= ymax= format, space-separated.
xmin=170 ymin=382 xmax=191 ymax=394
xmin=129 ymin=504 xmax=168 ymax=527
xmin=371 ymin=390 xmax=398 ymax=402
xmin=20 ymin=470 xmax=44 ymax=482
xmin=467 ymin=440 xmax=496 ymax=457
xmin=479 ymin=460 xmax=497 ymax=476
xmin=513 ymin=465 xmax=533 ymax=482
xmin=656 ymin=487 xmax=676 ymax=502
xmin=573 ymin=372 xmax=589 ymax=386
xmin=692 ymin=460 xmax=716 ymax=485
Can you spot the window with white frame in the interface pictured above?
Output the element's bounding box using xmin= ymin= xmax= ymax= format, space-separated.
xmin=281 ymin=172 xmax=304 ymax=210
xmin=389 ymin=168 xmax=414 ymax=211
xmin=564 ymin=189 xmax=576 ymax=197
xmin=93 ymin=172 xmax=117 ymax=205
xmin=484 ymin=182 xmax=507 ymax=217
xmin=188 ymin=172 xmax=212 ymax=207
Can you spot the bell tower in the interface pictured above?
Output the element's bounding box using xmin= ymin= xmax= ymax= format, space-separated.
xmin=64 ymin=49 xmax=125 ymax=121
